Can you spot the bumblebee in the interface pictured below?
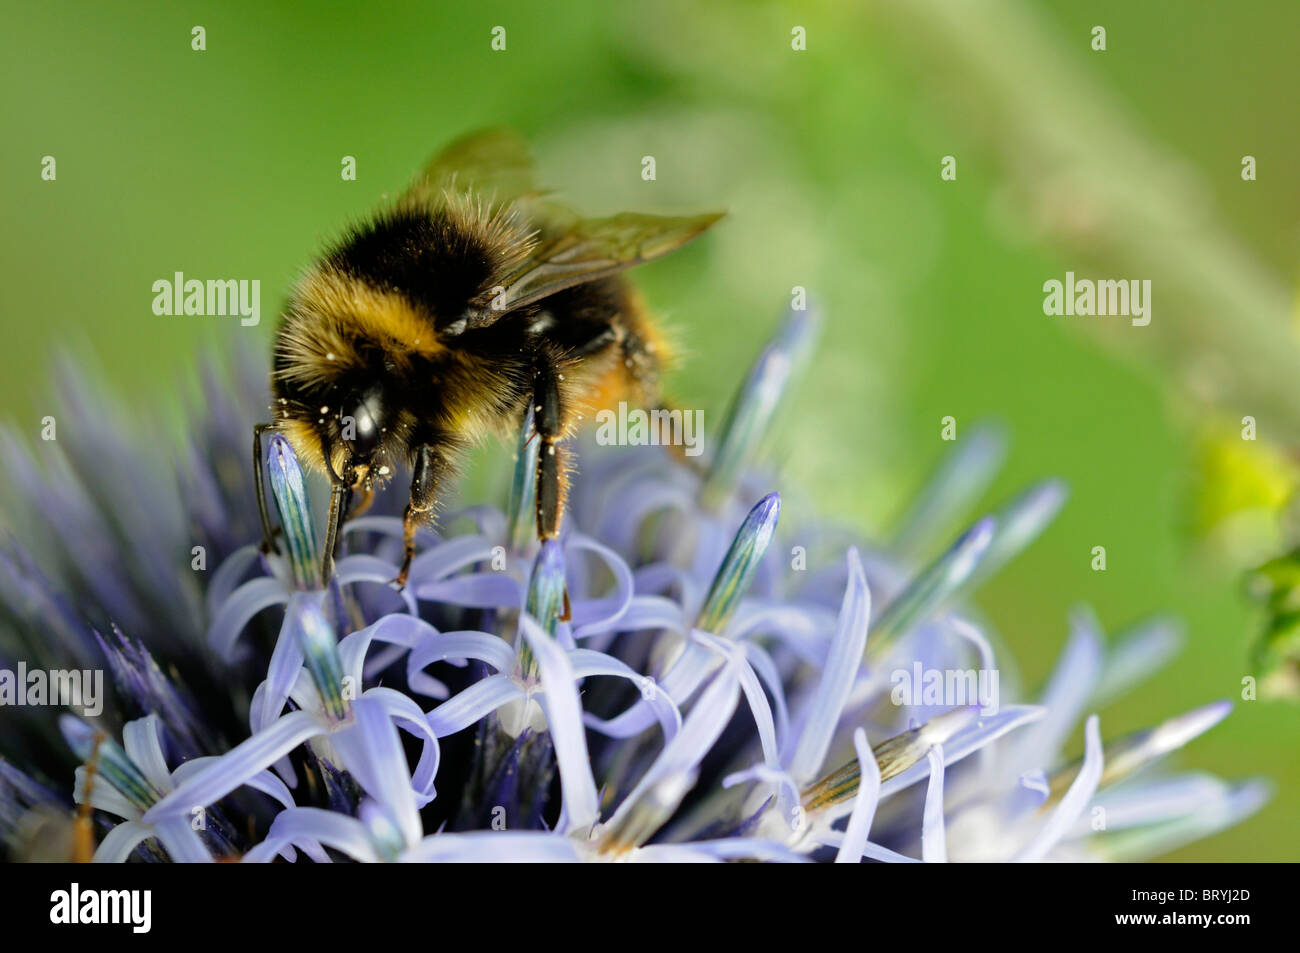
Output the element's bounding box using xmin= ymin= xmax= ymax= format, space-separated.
xmin=256 ymin=129 xmax=722 ymax=587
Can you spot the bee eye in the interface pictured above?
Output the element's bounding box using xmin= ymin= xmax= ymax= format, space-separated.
xmin=340 ymin=388 xmax=385 ymax=458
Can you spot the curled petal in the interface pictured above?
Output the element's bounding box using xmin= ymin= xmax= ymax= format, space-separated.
xmin=365 ymin=686 xmax=442 ymax=806
xmin=143 ymin=710 xmax=322 ymax=823
xmin=569 ymin=647 xmax=681 ymax=742
xmin=417 ymin=573 xmax=524 ymax=608
xmin=336 ymin=553 xmax=418 ymax=615
xmin=205 ymin=544 xmax=261 ymax=621
xmin=921 ymin=746 xmax=947 ymax=863
xmin=406 ymin=535 xmax=499 ymax=588
xmin=208 ymin=577 xmax=290 ymax=662
xmin=566 ymin=532 xmax=635 ymax=635
xmin=408 ymin=630 xmax=516 ymax=676
xmin=170 ymin=758 xmax=296 ymax=812
xmin=427 ymin=674 xmax=525 ymax=737
xmin=92 ymin=821 xmax=155 ymax=864
xmin=244 ymin=808 xmax=378 ymax=863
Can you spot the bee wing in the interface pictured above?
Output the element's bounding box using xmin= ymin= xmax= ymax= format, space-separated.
xmin=463 ymin=210 xmax=724 ymax=325
xmin=408 ymin=127 xmax=544 ymax=206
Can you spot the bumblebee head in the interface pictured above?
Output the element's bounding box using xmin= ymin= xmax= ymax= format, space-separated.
xmin=337 ymin=383 xmax=388 ymax=488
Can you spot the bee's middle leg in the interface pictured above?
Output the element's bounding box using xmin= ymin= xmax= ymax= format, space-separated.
xmin=531 ymin=360 xmax=570 ymax=541
xmin=531 ymin=358 xmax=574 ymax=621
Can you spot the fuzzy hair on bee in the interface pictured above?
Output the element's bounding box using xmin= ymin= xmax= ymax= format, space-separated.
xmin=256 ymin=129 xmax=721 ymax=588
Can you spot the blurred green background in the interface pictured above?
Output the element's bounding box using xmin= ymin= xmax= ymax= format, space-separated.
xmin=2 ymin=0 xmax=1297 ymax=860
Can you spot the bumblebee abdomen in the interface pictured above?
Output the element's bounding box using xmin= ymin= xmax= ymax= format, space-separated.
xmin=535 ymin=277 xmax=673 ymax=414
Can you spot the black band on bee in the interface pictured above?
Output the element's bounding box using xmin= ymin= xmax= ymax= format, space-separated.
xmin=327 ymin=203 xmax=530 ymax=331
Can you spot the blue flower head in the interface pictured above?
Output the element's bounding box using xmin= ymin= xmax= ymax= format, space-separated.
xmin=0 ymin=307 xmax=1268 ymax=862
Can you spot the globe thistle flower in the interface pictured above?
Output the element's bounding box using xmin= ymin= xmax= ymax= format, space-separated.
xmin=0 ymin=308 xmax=1267 ymax=863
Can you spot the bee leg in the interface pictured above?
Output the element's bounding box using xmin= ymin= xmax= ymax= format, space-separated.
xmin=532 ymin=360 xmax=570 ymax=540
xmin=253 ymin=423 xmax=282 ymax=554
xmin=532 ymin=360 xmax=574 ymax=621
xmin=395 ymin=443 xmax=445 ymax=590
xmin=346 ymin=484 xmax=375 ymax=520
xmin=320 ymin=478 xmax=348 ymax=587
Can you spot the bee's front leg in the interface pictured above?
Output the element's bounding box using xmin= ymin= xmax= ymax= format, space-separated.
xmin=320 ymin=479 xmax=348 ymax=588
xmin=253 ymin=422 xmax=282 ymax=554
xmin=394 ymin=443 xmax=450 ymax=590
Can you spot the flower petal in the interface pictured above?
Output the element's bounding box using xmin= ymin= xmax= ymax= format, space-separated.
xmin=569 ymin=648 xmax=681 ymax=742
xmin=835 ymin=728 xmax=882 ymax=863
xmin=789 ymin=547 xmax=871 ymax=784
xmin=92 ymin=821 xmax=155 ymax=863
xmin=170 ymin=758 xmax=296 ymax=812
xmin=416 ymin=573 xmax=524 ymax=608
xmin=1012 ymin=714 xmax=1104 ymax=862
xmin=921 ymin=745 xmax=947 ymax=863
xmin=143 ymin=710 xmax=322 ymax=822
xmin=336 ymin=553 xmax=418 ymax=615
xmin=364 ymin=686 xmax=441 ymax=806
xmin=427 ymin=674 xmax=525 ymax=737
xmin=208 ymin=576 xmax=290 ymax=662
xmin=519 ymin=615 xmax=600 ymax=832
xmin=402 ymin=831 xmax=582 ymax=862
xmin=154 ymin=815 xmax=213 ymax=863
xmin=408 ymin=630 xmax=516 ymax=676
xmin=1004 ymin=609 xmax=1104 ymax=777
xmin=328 ymin=696 xmax=422 ymax=847
xmin=566 ymin=532 xmax=635 ymax=635
xmin=606 ymin=661 xmax=741 ymax=838
xmin=122 ymin=715 xmax=173 ymax=794
xmin=244 ymin=807 xmax=378 ymax=863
